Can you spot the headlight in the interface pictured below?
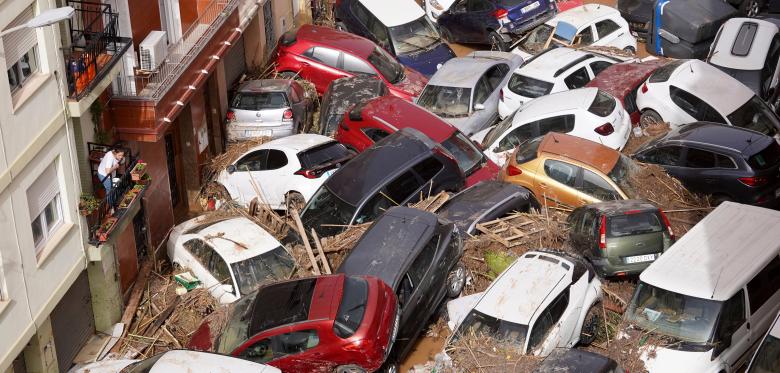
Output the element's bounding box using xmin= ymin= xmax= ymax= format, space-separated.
xmin=430 ymin=0 xmax=444 ymax=11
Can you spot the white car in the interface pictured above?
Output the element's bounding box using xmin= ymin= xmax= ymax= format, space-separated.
xmin=167 ymin=216 xmax=295 ymax=304
xmin=424 ymin=0 xmax=456 ymax=23
xmin=474 ymin=87 xmax=630 ymax=166
xmin=746 ymin=310 xmax=780 ymax=373
xmin=498 ymin=47 xmax=620 ymax=119
xmin=217 ymin=134 xmax=353 ymax=210
xmin=69 ymin=350 xmax=281 ymax=373
xmin=511 ymin=4 xmax=637 ymax=60
xmin=446 ymin=250 xmax=602 ymax=358
xmin=636 ymin=59 xmax=780 ymax=138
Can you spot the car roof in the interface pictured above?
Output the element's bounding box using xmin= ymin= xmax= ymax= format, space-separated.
xmin=640 ymin=202 xmax=780 ymax=301
xmin=518 ymin=48 xmax=603 ymax=80
xmin=548 ymin=4 xmax=620 ymax=29
xmin=667 ymin=60 xmax=754 ymax=114
xmin=358 ymin=0 xmax=425 ymax=27
xmin=296 ymin=25 xmax=375 ymax=57
xmin=474 ymin=251 xmax=572 ymax=325
xmin=195 ymin=217 xmax=281 ymax=263
xmin=658 ymin=122 xmax=773 ymax=156
xmin=585 ymin=59 xmax=667 ymax=100
xmin=438 ymin=181 xmax=532 ymax=232
xmin=237 ymin=79 xmax=293 ymax=93
xmin=535 ymin=348 xmax=616 ymax=373
xmin=537 ymin=132 xmax=620 ymax=175
xmin=580 ymin=199 xmax=659 ymax=215
xmin=709 ymin=18 xmax=779 ymax=70
xmin=351 ymin=96 xmax=456 ymax=142
xmin=325 ymin=127 xmax=440 ymax=206
xmin=513 ymin=87 xmax=599 ymax=119
xmin=428 ymin=52 xmax=521 ymax=88
xmin=337 ymin=207 xmax=438 ymax=287
xmin=148 ymin=350 xmax=279 ymax=372
xmin=250 ymin=133 xmax=334 ymax=153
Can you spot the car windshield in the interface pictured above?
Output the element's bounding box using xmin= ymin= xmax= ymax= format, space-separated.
xmin=727 ymin=95 xmax=780 ymax=137
xmin=417 ymin=85 xmax=471 ymax=118
xmin=368 ymin=47 xmax=405 ymax=84
xmin=625 ymin=282 xmax=721 ymax=343
xmin=507 ymin=73 xmax=554 ymax=99
xmin=333 ymin=277 xmax=369 ymax=338
xmin=748 ymin=334 xmax=780 ymax=373
xmin=441 ymin=132 xmax=484 ymax=176
xmin=518 ymin=24 xmax=554 ymax=54
xmin=216 ymin=292 xmax=259 ymax=354
xmin=453 ymin=309 xmax=528 ymax=348
xmin=120 ymin=353 xmax=164 ymax=373
xmin=388 ymin=16 xmax=440 ymax=55
xmin=607 ymin=212 xmax=664 ymax=238
xmin=231 ymin=246 xmax=295 ymax=296
xmin=232 ymin=92 xmax=288 ymax=111
xmin=300 ymin=186 xmax=357 ymax=236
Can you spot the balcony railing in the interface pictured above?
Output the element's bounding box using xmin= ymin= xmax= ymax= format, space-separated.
xmin=64 ymin=0 xmax=132 ymax=100
xmin=113 ymin=0 xmax=239 ymax=101
xmin=87 ymin=144 xmax=141 ymax=245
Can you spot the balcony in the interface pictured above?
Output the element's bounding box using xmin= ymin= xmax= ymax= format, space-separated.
xmin=64 ymin=0 xmax=132 ymax=115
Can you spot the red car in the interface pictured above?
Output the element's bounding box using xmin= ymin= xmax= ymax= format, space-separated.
xmin=585 ymin=59 xmax=668 ymax=125
xmin=274 ymin=25 xmax=427 ymax=101
xmin=188 ymin=274 xmax=398 ymax=372
xmin=335 ymin=96 xmax=500 ymax=187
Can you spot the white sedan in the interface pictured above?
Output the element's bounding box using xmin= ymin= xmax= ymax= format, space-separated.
xmin=217 ymin=134 xmax=353 ymax=210
xmin=446 ymin=250 xmax=602 ymax=358
xmin=474 ymin=87 xmax=630 ymax=166
xmin=167 ymin=216 xmax=295 ymax=304
xmin=69 ymin=350 xmax=281 ymax=373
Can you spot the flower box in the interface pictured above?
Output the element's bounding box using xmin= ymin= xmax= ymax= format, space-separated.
xmin=97 ymin=216 xmax=118 ymax=242
xmin=130 ymin=162 xmax=148 ymax=181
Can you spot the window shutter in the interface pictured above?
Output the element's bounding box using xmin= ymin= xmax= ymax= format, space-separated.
xmin=2 ymin=5 xmax=37 ymax=65
xmin=27 ymin=164 xmax=60 ymax=218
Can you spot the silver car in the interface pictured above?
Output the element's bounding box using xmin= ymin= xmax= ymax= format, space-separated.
xmin=416 ymin=51 xmax=524 ymax=136
xmin=226 ymin=79 xmax=313 ymax=141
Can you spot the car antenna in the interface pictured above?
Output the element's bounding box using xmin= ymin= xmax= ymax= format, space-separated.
xmin=552 ymin=133 xmax=559 ymax=143
xmin=711 ymin=265 xmax=725 ymax=299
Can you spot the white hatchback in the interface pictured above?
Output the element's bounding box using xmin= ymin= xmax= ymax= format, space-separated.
xmin=217 ymin=134 xmax=353 ymax=210
xmin=69 ymin=350 xmax=281 ymax=373
xmin=167 ymin=216 xmax=295 ymax=304
xmin=474 ymin=87 xmax=630 ymax=166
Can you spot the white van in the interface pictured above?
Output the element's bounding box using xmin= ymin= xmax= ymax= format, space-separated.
xmin=622 ymin=202 xmax=780 ymax=373
xmin=746 ymin=310 xmax=780 ymax=373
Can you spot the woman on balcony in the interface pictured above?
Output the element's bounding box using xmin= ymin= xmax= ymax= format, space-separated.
xmin=98 ymin=147 xmax=125 ymax=210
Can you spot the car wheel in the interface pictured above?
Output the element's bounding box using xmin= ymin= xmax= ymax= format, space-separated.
xmin=379 ymin=361 xmax=398 ymax=373
xmin=488 ymin=31 xmax=508 ymax=51
xmin=579 ymin=303 xmax=602 ymax=346
xmin=278 ymin=71 xmax=300 ymax=80
xmin=335 ymin=21 xmax=348 ymax=32
xmin=447 ymin=262 xmax=467 ymax=298
xmin=623 ymin=46 xmax=636 ymax=54
xmin=285 ymin=192 xmax=306 ymax=213
xmin=640 ymin=109 xmax=663 ymax=127
xmin=335 ymin=365 xmax=365 ymax=373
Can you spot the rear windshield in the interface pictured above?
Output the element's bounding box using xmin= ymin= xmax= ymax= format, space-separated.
xmin=514 ymin=136 xmax=544 ymax=164
xmin=507 ymin=74 xmax=554 ymax=98
xmin=441 ymin=132 xmax=484 ymax=176
xmin=333 ymin=277 xmax=369 ymax=338
xmin=588 ymin=90 xmax=617 ymax=117
xmin=648 ymin=60 xmax=685 ymax=83
xmin=299 ymin=141 xmax=353 ymax=169
xmin=607 ymin=212 xmax=664 ymax=238
xmin=232 ymin=92 xmax=288 ymax=110
xmin=748 ymin=141 xmax=780 ymax=170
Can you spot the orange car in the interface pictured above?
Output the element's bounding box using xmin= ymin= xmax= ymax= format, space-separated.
xmin=499 ymin=133 xmax=632 ymax=209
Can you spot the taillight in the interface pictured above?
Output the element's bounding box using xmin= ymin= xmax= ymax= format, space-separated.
xmin=493 ymin=8 xmax=508 ymax=21
xmin=641 ymin=82 xmax=648 ymax=94
xmin=507 ymin=165 xmax=522 ymax=176
xmin=282 ymin=109 xmax=293 ymax=121
xmin=738 ymin=176 xmax=769 ymax=187
xmin=499 ymin=89 xmax=504 ymax=102
xmin=226 ymin=110 xmax=236 ymax=122
xmin=598 ymin=215 xmax=607 ymax=251
xmin=295 ymin=169 xmax=319 ymax=179
xmin=594 ymin=123 xmax=614 ymax=136
xmin=659 ymin=210 xmax=675 ymax=241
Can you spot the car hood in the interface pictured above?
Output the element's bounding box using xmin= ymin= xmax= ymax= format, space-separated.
xmin=640 ymin=345 xmax=716 ymax=372
xmin=393 ymin=67 xmax=428 ymax=97
xmin=446 ymin=116 xmax=483 ymax=137
xmin=396 ymin=43 xmax=456 ymax=77
xmin=69 ymin=360 xmax=136 ymax=373
xmin=464 ymin=159 xmax=500 ymax=187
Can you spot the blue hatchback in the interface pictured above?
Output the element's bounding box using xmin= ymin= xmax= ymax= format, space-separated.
xmin=436 ymin=0 xmax=557 ymax=51
xmin=334 ymin=0 xmax=456 ymax=76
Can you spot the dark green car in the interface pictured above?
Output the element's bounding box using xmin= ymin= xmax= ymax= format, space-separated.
xmin=567 ymin=200 xmax=675 ymax=278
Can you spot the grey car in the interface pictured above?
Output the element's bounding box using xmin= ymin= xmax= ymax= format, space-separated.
xmin=226 ymin=79 xmax=313 ymax=141
xmin=416 ymin=51 xmax=524 ymax=136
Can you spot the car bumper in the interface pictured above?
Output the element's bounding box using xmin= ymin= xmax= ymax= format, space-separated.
xmin=591 ymin=254 xmax=661 ymax=277
xmin=226 ymin=122 xmax=294 ymax=141
xmin=499 ymin=6 xmax=556 ymax=36
xmin=620 ymin=12 xmax=651 ymax=40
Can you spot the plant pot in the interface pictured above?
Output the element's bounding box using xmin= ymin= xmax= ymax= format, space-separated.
xmin=130 ymin=162 xmax=148 ymax=181
xmin=97 ymin=216 xmax=118 ymax=242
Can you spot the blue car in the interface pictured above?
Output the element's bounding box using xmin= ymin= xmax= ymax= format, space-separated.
xmin=436 ymin=0 xmax=557 ymax=51
xmin=334 ymin=0 xmax=456 ymax=77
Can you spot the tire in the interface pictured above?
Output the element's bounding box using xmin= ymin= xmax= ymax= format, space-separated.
xmin=640 ymin=109 xmax=663 ymax=127
xmin=446 ymin=262 xmax=467 ymax=298
xmin=623 ymin=46 xmax=636 ymax=54
xmin=285 ymin=192 xmax=306 ymax=213
xmin=278 ymin=71 xmax=299 ymax=80
xmin=579 ymin=303 xmax=601 ymax=346
xmin=488 ymin=31 xmax=508 ymax=52
xmin=335 ymin=365 xmax=365 ymax=373
xmin=379 ymin=361 xmax=398 ymax=373
xmin=335 ymin=21 xmax=348 ymax=32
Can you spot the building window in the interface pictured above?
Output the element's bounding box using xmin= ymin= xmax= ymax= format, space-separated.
xmin=3 ymin=5 xmax=40 ymax=94
xmin=26 ymin=164 xmax=63 ymax=256
xmin=6 ymin=46 xmax=39 ymax=93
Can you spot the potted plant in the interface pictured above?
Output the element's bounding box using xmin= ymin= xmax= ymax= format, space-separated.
xmin=79 ymin=193 xmax=100 ymax=216
xmin=136 ymin=172 xmax=152 ymax=185
xmin=130 ymin=161 xmax=147 ymax=181
xmin=97 ymin=216 xmax=118 ymax=242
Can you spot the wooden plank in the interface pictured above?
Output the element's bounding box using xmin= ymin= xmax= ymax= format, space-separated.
xmin=111 ymin=259 xmax=153 ymax=353
xmin=291 ymin=209 xmax=321 ymax=275
xmin=310 ymin=229 xmax=332 ymax=274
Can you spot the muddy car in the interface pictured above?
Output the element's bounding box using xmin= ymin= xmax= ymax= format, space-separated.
xmin=437 ymin=180 xmax=537 ymax=235
xmin=318 ymin=76 xmax=387 ymax=136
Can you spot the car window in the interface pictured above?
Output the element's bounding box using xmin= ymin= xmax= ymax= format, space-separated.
xmin=235 ymin=150 xmax=268 ymax=171
xmin=239 ymin=330 xmax=320 ymax=363
xmin=306 ymin=47 xmax=341 ymax=69
xmin=595 ymin=19 xmax=621 ymax=38
xmin=232 ymin=92 xmax=289 ymax=111
xmin=590 ymin=60 xmax=613 ymax=76
xmin=683 ymin=148 xmax=716 ymax=168
xmin=564 ymin=67 xmax=591 ymax=89
xmin=386 ymin=170 xmax=423 ymax=204
xmin=350 ymin=0 xmax=371 ymax=25
xmin=183 ymin=239 xmax=212 ymax=265
xmin=266 ymin=150 xmax=288 ymax=170
xmin=639 ymin=146 xmax=682 ymax=166
xmin=333 ymin=277 xmax=368 ymax=338
xmin=670 ymin=86 xmax=726 ymax=123
xmin=409 ymin=234 xmax=439 ymax=285
xmin=485 ymin=64 xmax=510 ymax=91
xmin=537 ymin=114 xmax=575 ymax=134
xmin=714 ymin=290 xmax=746 ymax=343
xmin=583 ymin=211 xmax=598 ymax=234
xmin=528 ymin=289 xmax=569 ymax=351
xmin=746 ymin=255 xmax=780 ymax=314
xmin=209 ymin=252 xmax=232 ymax=284
xmin=368 ymin=18 xmax=391 ymax=49
xmin=474 ymin=77 xmax=491 ymax=105
xmin=441 ymin=133 xmax=483 ymax=175
xmin=715 ymin=154 xmax=737 ymax=169
xmin=544 ymin=160 xmax=579 ymax=187
xmin=507 ymin=74 xmax=554 ymax=98
xmin=576 ymin=26 xmax=594 ymax=45
xmin=362 ymin=127 xmax=391 ymax=142
xmin=580 ymin=169 xmax=621 ymax=200
xmin=497 ymin=122 xmax=537 ymax=152
xmin=413 ymin=156 xmax=445 ymax=181
xmin=343 ymin=53 xmax=376 ymax=75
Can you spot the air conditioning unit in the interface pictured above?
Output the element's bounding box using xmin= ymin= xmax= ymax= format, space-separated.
xmin=139 ymin=31 xmax=168 ymax=71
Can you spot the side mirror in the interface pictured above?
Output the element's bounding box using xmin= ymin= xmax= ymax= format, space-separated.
xmin=712 ymin=334 xmax=731 ymax=359
xmin=226 ymin=164 xmax=237 ymax=174
xmin=222 ymin=284 xmax=235 ymax=295
xmin=474 ymin=103 xmax=485 ymax=111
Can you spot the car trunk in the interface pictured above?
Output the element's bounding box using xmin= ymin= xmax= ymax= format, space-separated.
xmin=506 ymin=0 xmax=547 ymax=22
xmin=231 ymin=91 xmax=290 ymax=126
xmin=605 ymin=212 xmax=668 ymax=264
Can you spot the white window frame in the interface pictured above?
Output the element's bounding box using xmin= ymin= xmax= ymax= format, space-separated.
xmin=6 ymin=45 xmax=39 ymax=93
xmin=30 ymin=194 xmax=63 ymax=253
xmin=26 ymin=164 xmax=64 ymax=258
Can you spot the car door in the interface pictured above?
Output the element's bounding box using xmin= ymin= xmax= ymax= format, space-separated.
xmin=301 ymin=47 xmax=349 ymax=91
xmin=575 ymin=25 xmax=596 ymax=47
xmin=492 ymin=120 xmax=539 ymax=165
xmin=471 ymin=75 xmax=494 ymax=132
xmin=237 ymin=328 xmax=323 ymax=371
xmin=744 ymin=256 xmax=780 ymax=366
xmin=527 ymin=288 xmax=570 ymax=356
xmin=397 ymin=240 xmax=438 ymax=349
xmin=576 ymin=168 xmax=623 ymax=203
xmin=712 ymin=289 xmax=751 ymax=371
xmin=353 ymin=170 xmax=425 ymax=224
xmin=467 ymin=0 xmax=496 ymax=42
xmin=537 ymin=159 xmax=586 ymax=208
xmin=669 ymin=86 xmax=727 ymax=124
xmin=207 ymin=248 xmax=238 ymax=303
xmin=634 ymin=145 xmax=685 ymax=178
xmin=482 ymin=64 xmax=510 ymax=123
xmin=563 ymin=66 xmax=592 ymax=90
xmin=593 ymin=18 xmax=624 ymax=47
xmin=226 ymin=149 xmax=270 ymax=205
xmin=677 ymin=147 xmax=721 ymax=193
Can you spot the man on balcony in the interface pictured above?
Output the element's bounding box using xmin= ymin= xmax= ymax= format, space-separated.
xmin=98 ymin=147 xmax=125 ymax=210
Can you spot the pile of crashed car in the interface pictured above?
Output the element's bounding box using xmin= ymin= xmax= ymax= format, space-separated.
xmin=73 ymin=0 xmax=780 ymax=371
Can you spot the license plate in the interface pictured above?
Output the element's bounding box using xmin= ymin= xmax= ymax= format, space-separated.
xmin=625 ymin=254 xmax=656 ymax=264
xmin=245 ymin=130 xmax=271 ymax=137
xmin=521 ymin=1 xmax=540 ymax=13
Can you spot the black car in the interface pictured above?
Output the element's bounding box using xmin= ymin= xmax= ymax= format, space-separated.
xmin=300 ymin=127 xmax=466 ymax=237
xmin=437 ymin=180 xmax=537 ymax=235
xmin=318 ymin=76 xmax=387 ymax=136
xmin=337 ymin=206 xmax=465 ymax=370
xmin=617 ymin=0 xmax=654 ymax=40
xmin=633 ymin=122 xmax=780 ymax=207
xmin=534 ymin=348 xmax=622 ymax=373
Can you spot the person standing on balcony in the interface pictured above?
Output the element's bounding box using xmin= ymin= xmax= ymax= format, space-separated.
xmin=98 ymin=147 xmax=126 ymax=209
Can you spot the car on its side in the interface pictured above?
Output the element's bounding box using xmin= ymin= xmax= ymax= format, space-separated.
xmin=336 ymin=95 xmax=499 ymax=186
xmin=216 ymin=134 xmax=353 ymax=211
xmin=446 ymin=250 xmax=602 ymax=357
xmin=585 ymin=58 xmax=667 ymax=125
xmin=318 ymin=76 xmax=387 ymax=136
xmin=746 ymin=310 xmax=780 ymax=373
xmin=226 ymin=79 xmax=313 ymax=141
xmin=188 ymin=274 xmax=398 ymax=373
xmin=167 ymin=216 xmax=295 ymax=304
xmin=426 ymin=0 xmax=581 ymax=24
xmin=568 ymin=200 xmax=675 ymax=278
xmin=437 ymin=180 xmax=537 ymax=235
xmin=636 ymin=59 xmax=780 ymax=137
xmin=511 ymin=4 xmax=637 ymax=60
xmin=300 ymin=128 xmax=465 ymax=237
xmin=498 ymin=47 xmax=620 ymax=119
xmin=337 ymin=206 xmax=465 ymax=370
xmin=646 ymin=0 xmax=738 ymax=59
xmin=334 ymin=0 xmax=455 ymax=76
xmin=633 ymin=122 xmax=780 ymax=207
xmin=69 ymin=350 xmax=281 ymax=373
xmin=499 ymin=132 xmax=634 ymax=209
xmin=617 ymin=0 xmax=654 ymax=41
xmin=476 ymin=87 xmax=631 ymax=166
xmin=534 ymin=348 xmax=623 ymax=373
xmin=416 ymin=51 xmax=524 ymax=136
xmin=436 ymin=0 xmax=558 ymax=51
xmin=274 ymin=25 xmax=427 ymax=100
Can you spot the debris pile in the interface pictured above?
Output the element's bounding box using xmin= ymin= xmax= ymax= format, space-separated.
xmin=445 ymin=330 xmax=543 ymax=372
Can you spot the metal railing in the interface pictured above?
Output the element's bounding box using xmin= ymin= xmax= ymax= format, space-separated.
xmin=64 ymin=0 xmax=131 ymax=100
xmin=113 ymin=0 xmax=239 ymax=100
xmin=87 ymin=144 xmax=139 ymax=244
